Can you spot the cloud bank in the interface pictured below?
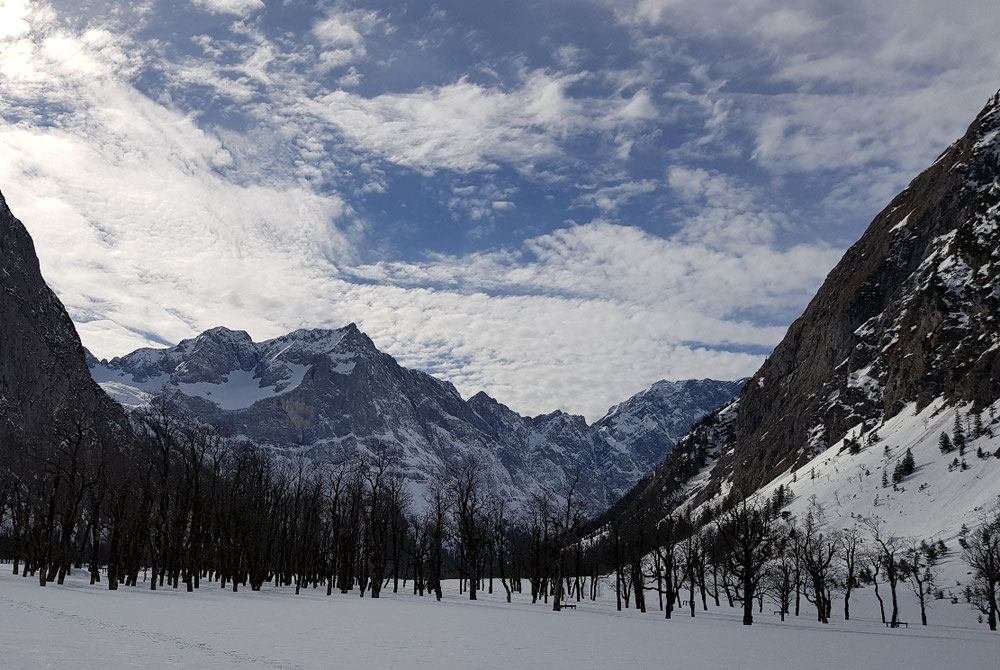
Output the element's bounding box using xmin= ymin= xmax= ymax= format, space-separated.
xmin=1 ymin=0 xmax=997 ymax=420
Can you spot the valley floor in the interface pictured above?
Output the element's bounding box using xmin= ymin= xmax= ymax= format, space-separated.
xmin=0 ymin=569 xmax=995 ymax=670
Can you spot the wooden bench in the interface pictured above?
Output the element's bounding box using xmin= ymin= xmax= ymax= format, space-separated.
xmin=886 ymin=621 xmax=908 ymax=628
xmin=560 ymin=604 xmax=577 ymax=610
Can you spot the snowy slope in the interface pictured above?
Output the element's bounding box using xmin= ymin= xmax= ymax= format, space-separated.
xmin=673 ymin=398 xmax=1000 ymax=583
xmin=753 ymin=399 xmax=999 ymax=578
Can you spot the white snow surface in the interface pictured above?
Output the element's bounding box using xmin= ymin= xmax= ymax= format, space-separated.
xmin=90 ymin=364 xmax=310 ymax=410
xmin=697 ymin=397 xmax=1000 ymax=583
xmin=889 ymin=211 xmax=912 ymax=233
xmin=175 ymin=365 xmax=310 ymax=410
xmin=88 ymin=368 xmax=171 ymax=407
xmin=0 ymin=569 xmax=995 ymax=670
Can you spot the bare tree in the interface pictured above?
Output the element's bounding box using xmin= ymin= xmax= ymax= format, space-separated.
xmin=717 ymin=498 xmax=776 ymax=625
xmin=862 ymin=516 xmax=903 ymax=627
xmin=487 ymin=493 xmax=514 ymax=603
xmin=840 ymin=525 xmax=862 ymax=621
xmin=425 ymin=476 xmax=450 ymax=602
xmin=552 ymin=472 xmax=582 ymax=611
xmin=800 ymin=502 xmax=839 ymax=624
xmin=900 ymin=540 xmax=937 ymax=626
xmin=960 ymin=510 xmax=1000 ymax=631
xmin=448 ymin=455 xmax=488 ymax=600
xmin=764 ymin=521 xmax=797 ymax=621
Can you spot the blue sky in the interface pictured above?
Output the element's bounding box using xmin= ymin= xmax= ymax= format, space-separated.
xmin=1 ymin=0 xmax=998 ymax=419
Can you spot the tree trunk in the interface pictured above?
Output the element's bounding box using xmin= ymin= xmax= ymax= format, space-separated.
xmin=889 ymin=582 xmax=899 ymax=627
xmin=872 ymin=577 xmax=886 ymax=624
xmin=742 ymin=574 xmax=754 ymax=626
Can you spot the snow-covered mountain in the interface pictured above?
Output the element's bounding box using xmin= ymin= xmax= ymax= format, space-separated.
xmin=90 ymin=327 xmax=742 ymax=510
xmin=595 ymin=379 xmax=744 ymax=470
xmin=616 ymin=90 xmax=1000 ymax=559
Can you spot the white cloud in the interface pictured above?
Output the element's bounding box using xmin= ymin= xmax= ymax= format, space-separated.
xmin=312 ymin=8 xmax=383 ymax=71
xmin=310 ymin=71 xmax=657 ymax=174
xmin=611 ymin=0 xmax=1000 ymax=192
xmin=0 ymin=0 xmax=32 ymax=39
xmin=553 ymin=44 xmax=583 ymax=69
xmin=349 ymin=218 xmax=838 ymax=350
xmin=574 ymin=179 xmax=659 ymax=214
xmin=191 ymin=0 xmax=264 ymax=17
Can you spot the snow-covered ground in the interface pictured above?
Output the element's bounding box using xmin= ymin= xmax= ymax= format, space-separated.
xmin=0 ymin=568 xmax=994 ymax=670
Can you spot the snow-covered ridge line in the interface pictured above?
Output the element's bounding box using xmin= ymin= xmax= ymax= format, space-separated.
xmin=89 ymin=325 xmax=355 ymax=410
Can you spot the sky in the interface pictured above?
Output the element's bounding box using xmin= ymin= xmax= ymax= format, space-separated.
xmin=1 ymin=0 xmax=998 ymax=421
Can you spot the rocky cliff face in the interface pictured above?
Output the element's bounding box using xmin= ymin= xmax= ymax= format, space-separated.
xmin=624 ymin=90 xmax=1000 ymax=513
xmin=0 ymin=191 xmax=124 ymax=446
xmin=91 ymin=327 xmax=741 ymax=509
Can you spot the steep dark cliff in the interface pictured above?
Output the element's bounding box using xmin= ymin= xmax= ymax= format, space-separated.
xmin=0 ymin=191 xmax=125 ymax=446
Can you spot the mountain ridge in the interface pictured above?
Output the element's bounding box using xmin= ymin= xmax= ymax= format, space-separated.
xmin=89 ymin=325 xmax=743 ymax=510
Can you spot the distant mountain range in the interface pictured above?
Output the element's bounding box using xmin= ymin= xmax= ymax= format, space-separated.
xmin=88 ymin=327 xmax=743 ymax=510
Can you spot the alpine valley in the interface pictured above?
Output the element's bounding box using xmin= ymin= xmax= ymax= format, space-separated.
xmin=5 ymin=1 xmax=1000 ymax=666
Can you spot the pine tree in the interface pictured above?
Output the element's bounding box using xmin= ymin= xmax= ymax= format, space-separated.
xmin=938 ymin=432 xmax=953 ymax=454
xmin=893 ymin=448 xmax=915 ymax=484
xmin=973 ymin=412 xmax=985 ymax=439
xmin=954 ymin=413 xmax=966 ymax=455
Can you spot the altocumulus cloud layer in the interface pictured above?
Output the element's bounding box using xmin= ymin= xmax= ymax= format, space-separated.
xmin=0 ymin=0 xmax=998 ymax=419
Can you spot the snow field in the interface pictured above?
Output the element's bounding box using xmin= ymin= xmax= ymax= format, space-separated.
xmin=0 ymin=568 xmax=995 ymax=670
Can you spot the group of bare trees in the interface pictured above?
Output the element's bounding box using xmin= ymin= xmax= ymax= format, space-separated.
xmin=2 ymin=399 xmax=999 ymax=632
xmin=600 ymin=486 xmax=1000 ymax=631
xmin=0 ymin=400 xmax=601 ymax=607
